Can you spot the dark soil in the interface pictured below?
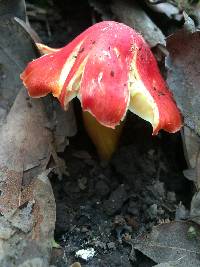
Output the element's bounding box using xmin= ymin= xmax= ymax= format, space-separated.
xmin=27 ymin=1 xmax=193 ymax=266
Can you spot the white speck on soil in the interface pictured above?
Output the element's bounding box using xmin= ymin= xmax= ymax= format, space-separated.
xmin=75 ymin=248 xmax=95 ymax=261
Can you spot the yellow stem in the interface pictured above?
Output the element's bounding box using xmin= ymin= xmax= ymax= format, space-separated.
xmin=82 ymin=111 xmax=124 ymax=161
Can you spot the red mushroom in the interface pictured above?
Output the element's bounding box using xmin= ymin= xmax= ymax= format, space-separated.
xmin=21 ymin=21 xmax=182 ymax=160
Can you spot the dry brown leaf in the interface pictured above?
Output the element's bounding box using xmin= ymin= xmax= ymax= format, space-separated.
xmin=111 ymin=0 xmax=166 ymax=47
xmin=0 ymin=88 xmax=56 ymax=266
xmin=130 ymin=221 xmax=200 ymax=267
xmin=166 ymin=25 xmax=200 ymax=135
xmin=145 ymin=0 xmax=181 ymax=20
xmin=0 ymin=2 xmax=57 ymax=265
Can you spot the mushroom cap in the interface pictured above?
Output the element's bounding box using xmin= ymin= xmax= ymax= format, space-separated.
xmin=20 ymin=21 xmax=182 ymax=134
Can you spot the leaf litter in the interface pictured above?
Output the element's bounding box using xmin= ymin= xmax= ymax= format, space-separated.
xmin=129 ymin=221 xmax=200 ymax=267
xmin=28 ymin=1 xmax=200 ymax=266
xmin=1 ymin=0 xmax=200 ymax=266
xmin=0 ymin=0 xmax=76 ymax=266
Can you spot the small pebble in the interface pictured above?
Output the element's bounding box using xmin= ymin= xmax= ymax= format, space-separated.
xmin=103 ymin=184 xmax=127 ymax=215
xmin=75 ymin=248 xmax=95 ymax=261
xmin=81 ymin=226 xmax=89 ymax=233
xmin=95 ymin=180 xmax=110 ymax=197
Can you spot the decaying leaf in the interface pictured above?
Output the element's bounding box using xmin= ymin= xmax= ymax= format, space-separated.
xmin=0 ymin=6 xmax=77 ymax=148
xmin=0 ymin=88 xmax=53 ymax=206
xmin=0 ymin=0 xmax=27 ymax=22
xmin=182 ymin=126 xmax=200 ymax=169
xmin=181 ymin=125 xmax=200 ymax=186
xmin=190 ymin=191 xmax=200 ymax=225
xmin=0 ymin=2 xmax=57 ymax=265
xmin=145 ymin=0 xmax=181 ymax=21
xmin=129 ymin=221 xmax=200 ymax=267
xmin=0 ymin=17 xmax=37 ymax=125
xmin=166 ymin=24 xmax=200 ymax=135
xmin=14 ymin=16 xmax=42 ymax=44
xmin=43 ymin=97 xmax=77 ymax=153
xmin=111 ymin=0 xmax=166 ymax=47
xmin=0 ymin=170 xmax=55 ymax=267
xmin=0 ymin=88 xmax=56 ymax=266
xmin=166 ymin=18 xmax=200 ymax=187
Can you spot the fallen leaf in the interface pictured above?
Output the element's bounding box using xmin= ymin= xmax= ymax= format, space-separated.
xmin=166 ymin=22 xmax=200 ymax=135
xmin=15 ymin=17 xmax=42 ymax=44
xmin=182 ymin=126 xmax=200 ymax=169
xmin=0 ymin=17 xmax=37 ymax=125
xmin=183 ymin=168 xmax=197 ymax=183
xmin=0 ymin=7 xmax=77 ymax=149
xmin=0 ymin=89 xmax=53 ymax=211
xmin=0 ymin=0 xmax=27 ymax=21
xmin=111 ymin=0 xmax=166 ymax=47
xmin=129 ymin=221 xmax=200 ymax=267
xmin=0 ymin=2 xmax=56 ymax=265
xmin=44 ymin=97 xmax=77 ymax=153
xmin=181 ymin=125 xmax=200 ymax=187
xmin=0 ymin=170 xmax=55 ymax=266
xmin=0 ymin=90 xmax=56 ymax=266
xmin=166 ymin=18 xmax=200 ymax=188
xmin=145 ymin=1 xmax=181 ymax=21
xmin=190 ymin=191 xmax=200 ymax=225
